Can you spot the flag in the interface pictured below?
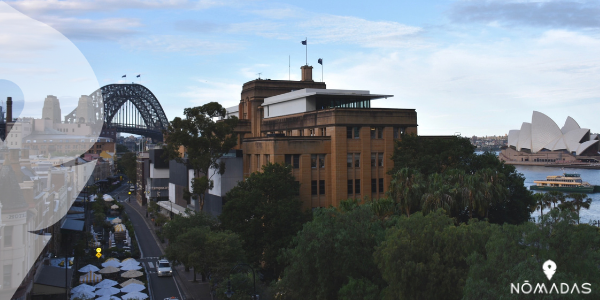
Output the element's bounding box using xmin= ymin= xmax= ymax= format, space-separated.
xmin=136 ymin=74 xmax=140 ymax=78
xmin=301 ymin=39 xmax=307 ymax=45
xmin=318 ymin=58 xmax=322 ymax=65
xmin=122 ymin=75 xmax=126 ymax=78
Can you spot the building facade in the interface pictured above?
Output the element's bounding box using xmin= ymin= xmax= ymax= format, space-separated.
xmin=229 ymin=66 xmax=418 ymax=209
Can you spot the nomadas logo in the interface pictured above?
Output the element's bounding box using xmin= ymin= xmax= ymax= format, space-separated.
xmin=510 ymin=260 xmax=591 ymax=295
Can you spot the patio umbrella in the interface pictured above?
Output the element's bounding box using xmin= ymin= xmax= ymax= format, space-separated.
xmin=102 ymin=260 xmax=121 ymax=268
xmin=120 ymin=283 xmax=145 ymax=293
xmin=120 ymin=264 xmax=142 ymax=271
xmin=99 ymin=266 xmax=120 ymax=274
xmin=95 ymin=279 xmax=118 ymax=289
xmin=111 ymin=217 xmax=122 ymax=224
xmin=71 ymin=283 xmax=96 ymax=294
xmin=71 ymin=290 xmax=95 ymax=300
xmin=120 ymin=260 xmax=140 ymax=267
xmin=103 ymin=194 xmax=114 ymax=201
xmin=120 ymin=278 xmax=144 ymax=287
xmin=122 ymin=291 xmax=148 ymax=300
xmin=105 ymin=257 xmax=120 ymax=263
xmin=96 ymin=296 xmax=121 ymax=300
xmin=79 ymin=271 xmax=102 ymax=284
xmin=111 ymin=205 xmax=119 ymax=210
xmin=121 ymin=258 xmax=138 ymax=264
xmin=78 ymin=264 xmax=100 ymax=273
xmin=97 ymin=296 xmax=121 ymax=300
xmin=95 ymin=286 xmax=121 ymax=296
xmin=121 ymin=270 xmax=144 ymax=278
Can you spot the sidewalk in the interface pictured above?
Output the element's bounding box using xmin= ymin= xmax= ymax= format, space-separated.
xmin=125 ymin=199 xmax=213 ymax=300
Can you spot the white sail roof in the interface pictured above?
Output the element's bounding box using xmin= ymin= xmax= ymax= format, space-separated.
xmin=561 ymin=116 xmax=580 ymax=134
xmin=531 ymin=111 xmax=562 ymax=153
xmin=517 ymin=122 xmax=532 ymax=151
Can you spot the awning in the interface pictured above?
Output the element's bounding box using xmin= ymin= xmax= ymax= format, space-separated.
xmin=61 ymin=219 xmax=84 ymax=231
xmin=157 ymin=201 xmax=189 ymax=217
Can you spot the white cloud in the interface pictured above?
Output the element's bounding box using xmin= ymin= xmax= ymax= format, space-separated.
xmin=178 ymin=79 xmax=240 ymax=109
xmin=41 ymin=17 xmax=142 ymax=40
xmin=123 ymin=35 xmax=242 ymax=55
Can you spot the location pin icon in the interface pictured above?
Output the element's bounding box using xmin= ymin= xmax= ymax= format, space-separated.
xmin=543 ymin=260 xmax=557 ymax=280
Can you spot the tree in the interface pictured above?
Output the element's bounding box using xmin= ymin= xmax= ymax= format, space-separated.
xmin=163 ymin=102 xmax=239 ymax=211
xmin=463 ymin=209 xmax=600 ymax=299
xmin=116 ymin=143 xmax=130 ymax=153
xmin=566 ymin=193 xmax=592 ymax=224
xmin=276 ymin=204 xmax=387 ymax=300
xmin=388 ymin=168 xmax=425 ymax=217
xmin=338 ymin=277 xmax=380 ymax=300
xmin=547 ymin=191 xmax=566 ymax=209
xmin=219 ymin=163 xmax=309 ymax=280
xmin=374 ymin=210 xmax=493 ymax=300
xmin=116 ymin=152 xmax=137 ymax=184
xmin=532 ymin=192 xmax=551 ymax=218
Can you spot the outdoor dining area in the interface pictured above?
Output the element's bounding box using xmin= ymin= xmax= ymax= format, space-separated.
xmin=72 ymin=258 xmax=148 ymax=300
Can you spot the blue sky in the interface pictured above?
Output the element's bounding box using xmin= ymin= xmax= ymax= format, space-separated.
xmin=2 ymin=0 xmax=600 ymax=136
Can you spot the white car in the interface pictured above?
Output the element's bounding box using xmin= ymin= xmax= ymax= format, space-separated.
xmin=157 ymin=259 xmax=173 ymax=277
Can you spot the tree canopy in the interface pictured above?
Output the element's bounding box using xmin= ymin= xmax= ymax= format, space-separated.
xmin=163 ymin=102 xmax=239 ymax=211
xmin=219 ymin=163 xmax=309 ymax=280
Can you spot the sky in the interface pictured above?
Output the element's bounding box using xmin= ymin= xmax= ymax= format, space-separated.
xmin=2 ymin=0 xmax=600 ymax=136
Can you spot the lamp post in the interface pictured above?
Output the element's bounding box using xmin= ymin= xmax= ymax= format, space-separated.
xmin=225 ymin=263 xmax=258 ymax=299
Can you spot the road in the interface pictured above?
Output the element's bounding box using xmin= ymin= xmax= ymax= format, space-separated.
xmin=110 ymin=185 xmax=183 ymax=300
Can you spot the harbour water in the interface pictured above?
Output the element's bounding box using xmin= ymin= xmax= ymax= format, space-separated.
xmin=516 ymin=165 xmax=600 ymax=224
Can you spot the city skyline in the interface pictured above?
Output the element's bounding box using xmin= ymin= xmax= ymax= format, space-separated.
xmin=2 ymin=0 xmax=600 ymax=136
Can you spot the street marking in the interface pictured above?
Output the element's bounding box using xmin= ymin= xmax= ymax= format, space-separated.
xmin=148 ymin=262 xmax=154 ymax=269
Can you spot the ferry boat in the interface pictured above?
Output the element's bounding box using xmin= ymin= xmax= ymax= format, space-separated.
xmin=530 ymin=173 xmax=600 ymax=193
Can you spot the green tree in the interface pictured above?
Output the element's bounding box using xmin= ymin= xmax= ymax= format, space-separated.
xmin=532 ymin=192 xmax=551 ymax=218
xmin=388 ymin=168 xmax=425 ymax=217
xmin=162 ymin=210 xmax=219 ymax=243
xmin=163 ymin=102 xmax=239 ymax=211
xmin=276 ymin=204 xmax=387 ymax=300
xmin=463 ymin=209 xmax=600 ymax=299
xmin=116 ymin=152 xmax=137 ymax=184
xmin=116 ymin=143 xmax=130 ymax=153
xmin=338 ymin=277 xmax=380 ymax=300
xmin=374 ymin=210 xmax=493 ymax=300
xmin=547 ymin=191 xmax=566 ymax=209
xmin=220 ymin=163 xmax=309 ymax=280
xmin=566 ymin=193 xmax=592 ymax=224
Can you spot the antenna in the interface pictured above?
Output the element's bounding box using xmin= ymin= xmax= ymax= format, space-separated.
xmin=257 ymin=73 xmax=262 ymax=79
xmin=289 ymin=55 xmax=290 ymax=80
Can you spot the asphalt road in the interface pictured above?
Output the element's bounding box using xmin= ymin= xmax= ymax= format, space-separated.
xmin=110 ymin=186 xmax=183 ymax=300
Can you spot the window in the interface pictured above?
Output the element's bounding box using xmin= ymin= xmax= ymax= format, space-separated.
xmin=319 ymin=180 xmax=325 ymax=195
xmin=3 ymin=264 xmax=11 ymax=289
xmin=310 ymin=129 xmax=315 ymax=136
xmin=321 ymin=127 xmax=326 ymax=136
xmin=347 ymin=180 xmax=353 ymax=194
xmin=311 ymin=180 xmax=318 ymax=195
xmin=371 ymin=153 xmax=376 ymax=167
xmin=347 ymin=154 xmax=353 ymax=168
xmin=355 ymin=179 xmax=361 ymax=194
xmin=311 ymin=154 xmax=317 ymax=168
xmin=371 ymin=127 xmax=384 ymax=139
xmin=347 ymin=127 xmax=353 ymax=139
xmin=285 ymin=154 xmax=300 ymax=168
xmin=264 ymin=154 xmax=270 ymax=164
xmin=370 ymin=127 xmax=376 ymax=139
xmin=378 ymin=153 xmax=384 ymax=167
xmin=354 ymin=127 xmax=360 ymax=139
xmin=372 ymin=179 xmax=377 ymax=193
xmin=393 ymin=127 xmax=406 ymax=139
xmin=287 ymin=130 xmax=292 ymax=136
xmin=355 ymin=154 xmax=360 ymax=168
xmin=319 ymin=154 xmax=325 ymax=168
xmin=378 ymin=127 xmax=383 ymax=139
xmin=299 ymin=130 xmax=303 ymax=136
xmin=4 ymin=226 xmax=12 ymax=247
xmin=347 ymin=126 xmax=360 ymax=139
xmin=379 ymin=178 xmax=384 ymax=193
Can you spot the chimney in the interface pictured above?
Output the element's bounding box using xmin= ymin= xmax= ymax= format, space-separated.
xmin=301 ymin=65 xmax=313 ymax=82
xmin=6 ymin=97 xmax=12 ymax=122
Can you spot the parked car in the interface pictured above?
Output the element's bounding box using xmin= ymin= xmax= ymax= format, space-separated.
xmin=157 ymin=259 xmax=173 ymax=277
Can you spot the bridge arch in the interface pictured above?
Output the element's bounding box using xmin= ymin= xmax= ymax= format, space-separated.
xmin=65 ymin=84 xmax=169 ymax=141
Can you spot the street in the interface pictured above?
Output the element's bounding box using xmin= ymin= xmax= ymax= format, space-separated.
xmin=109 ymin=185 xmax=183 ymax=300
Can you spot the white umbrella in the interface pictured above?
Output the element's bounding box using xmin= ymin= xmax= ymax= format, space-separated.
xmin=102 ymin=260 xmax=121 ymax=268
xmin=121 ymin=258 xmax=138 ymax=264
xmin=120 ymin=260 xmax=140 ymax=267
xmin=71 ymin=290 xmax=95 ymax=300
xmin=95 ymin=286 xmax=121 ymax=296
xmin=111 ymin=204 xmax=119 ymax=210
xmin=120 ymin=278 xmax=144 ymax=287
xmin=120 ymin=264 xmax=142 ymax=271
xmin=99 ymin=266 xmax=120 ymax=274
xmin=103 ymin=194 xmax=114 ymax=201
xmin=121 ymin=270 xmax=144 ymax=278
xmin=105 ymin=258 xmax=120 ymax=263
xmin=95 ymin=279 xmax=119 ymax=289
xmin=96 ymin=296 xmax=121 ymax=300
xmin=111 ymin=217 xmax=122 ymax=224
xmin=122 ymin=291 xmax=148 ymax=300
xmin=78 ymin=264 xmax=100 ymax=273
xmin=120 ymin=283 xmax=145 ymax=293
xmin=71 ymin=283 xmax=96 ymax=294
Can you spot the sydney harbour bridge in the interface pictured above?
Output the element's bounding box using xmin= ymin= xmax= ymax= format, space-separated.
xmin=64 ymin=84 xmax=169 ymax=141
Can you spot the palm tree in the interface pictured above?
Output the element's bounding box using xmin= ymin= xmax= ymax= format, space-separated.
xmin=460 ymin=169 xmax=507 ymax=219
xmin=388 ymin=168 xmax=424 ymax=217
xmin=568 ymin=193 xmax=592 ymax=224
xmin=421 ymin=173 xmax=454 ymax=214
xmin=532 ymin=193 xmax=551 ymax=218
xmin=547 ymin=191 xmax=565 ymax=209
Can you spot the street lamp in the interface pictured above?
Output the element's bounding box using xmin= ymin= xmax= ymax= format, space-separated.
xmin=226 ymin=263 xmax=259 ymax=299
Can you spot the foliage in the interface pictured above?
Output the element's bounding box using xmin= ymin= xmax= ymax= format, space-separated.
xmin=276 ymin=203 xmax=387 ymax=300
xmin=116 ymin=143 xmax=130 ymax=153
xmin=162 ymin=210 xmax=219 ymax=243
xmin=374 ymin=210 xmax=493 ymax=300
xmin=116 ymin=152 xmax=137 ymax=185
xmin=163 ymin=102 xmax=239 ymax=211
xmin=215 ymin=273 xmax=260 ymax=300
xmin=220 ymin=163 xmax=309 ymax=280
xmin=338 ymin=277 xmax=380 ymax=300
xmin=463 ymin=209 xmax=600 ymax=299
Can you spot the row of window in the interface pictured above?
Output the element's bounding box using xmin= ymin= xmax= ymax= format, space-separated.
xmin=347 ymin=126 xmax=407 ymax=139
xmin=26 ymin=139 xmax=99 ymax=143
xmin=347 ymin=178 xmax=385 ymax=195
xmin=283 ymin=153 xmax=383 ymax=169
xmin=311 ymin=154 xmax=325 ymax=168
xmin=311 ymin=180 xmax=325 ymax=195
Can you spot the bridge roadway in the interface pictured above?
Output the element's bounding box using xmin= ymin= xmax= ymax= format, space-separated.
xmin=110 ymin=185 xmax=183 ymax=300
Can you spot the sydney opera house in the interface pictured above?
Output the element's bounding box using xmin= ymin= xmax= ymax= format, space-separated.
xmin=500 ymin=111 xmax=599 ymax=164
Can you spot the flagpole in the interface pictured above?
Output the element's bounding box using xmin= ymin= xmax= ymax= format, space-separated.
xmin=305 ymin=37 xmax=308 ymax=65
xmin=289 ymin=55 xmax=290 ymax=80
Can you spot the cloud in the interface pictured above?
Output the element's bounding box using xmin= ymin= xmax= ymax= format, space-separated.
xmin=449 ymin=0 xmax=600 ymax=29
xmin=41 ymin=17 xmax=142 ymax=40
xmin=124 ymin=35 xmax=242 ymax=55
xmin=178 ymin=79 xmax=240 ymax=109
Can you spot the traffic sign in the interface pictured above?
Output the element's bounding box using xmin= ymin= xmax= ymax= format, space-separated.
xmin=96 ymin=248 xmax=102 ymax=253
xmin=96 ymin=253 xmax=102 ymax=258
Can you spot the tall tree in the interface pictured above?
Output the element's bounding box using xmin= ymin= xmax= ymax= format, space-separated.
xmin=388 ymin=168 xmax=425 ymax=217
xmin=219 ymin=163 xmax=309 ymax=280
xmin=163 ymin=102 xmax=239 ymax=211
xmin=116 ymin=152 xmax=137 ymax=184
xmin=532 ymin=192 xmax=551 ymax=218
xmin=547 ymin=190 xmax=566 ymax=209
xmin=566 ymin=193 xmax=592 ymax=224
